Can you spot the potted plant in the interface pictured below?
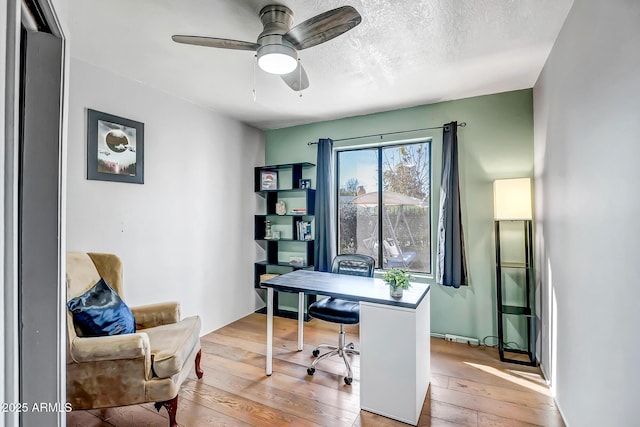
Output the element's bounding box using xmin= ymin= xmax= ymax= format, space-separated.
xmin=383 ymin=268 xmax=413 ymax=298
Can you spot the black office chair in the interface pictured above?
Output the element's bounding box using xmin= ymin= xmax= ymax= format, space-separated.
xmin=306 ymin=254 xmax=375 ymax=385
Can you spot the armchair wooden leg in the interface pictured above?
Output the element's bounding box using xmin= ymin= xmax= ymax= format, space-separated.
xmin=195 ymin=349 xmax=204 ymax=379
xmin=154 ymin=395 xmax=178 ymax=427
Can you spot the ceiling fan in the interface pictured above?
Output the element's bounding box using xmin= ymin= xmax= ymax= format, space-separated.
xmin=172 ymin=4 xmax=362 ymax=91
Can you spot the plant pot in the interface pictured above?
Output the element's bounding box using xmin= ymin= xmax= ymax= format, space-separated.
xmin=390 ymin=287 xmax=403 ymax=299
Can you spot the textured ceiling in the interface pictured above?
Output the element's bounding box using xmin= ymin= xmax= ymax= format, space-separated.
xmin=69 ymin=0 xmax=573 ymax=129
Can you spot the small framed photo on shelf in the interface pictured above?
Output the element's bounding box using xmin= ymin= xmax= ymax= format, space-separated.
xmin=299 ymin=178 xmax=311 ymax=189
xmin=261 ymin=171 xmax=277 ymax=190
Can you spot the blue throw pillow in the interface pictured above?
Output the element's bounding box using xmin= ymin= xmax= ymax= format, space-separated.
xmin=67 ymin=278 xmax=136 ymax=337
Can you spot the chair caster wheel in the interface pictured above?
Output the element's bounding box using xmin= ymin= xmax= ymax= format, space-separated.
xmin=307 ymin=367 xmax=315 ymax=375
xmin=312 ymin=349 xmax=320 ymax=357
xmin=344 ymin=377 xmax=352 ymax=385
xmin=347 ymin=344 xmax=355 ymax=349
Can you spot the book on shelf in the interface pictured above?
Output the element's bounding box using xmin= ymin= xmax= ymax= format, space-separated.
xmin=296 ymin=220 xmax=312 ymax=240
xmin=291 ymin=208 xmax=307 ymax=215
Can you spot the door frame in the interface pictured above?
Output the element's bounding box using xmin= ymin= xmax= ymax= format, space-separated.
xmin=3 ymin=0 xmax=67 ymax=426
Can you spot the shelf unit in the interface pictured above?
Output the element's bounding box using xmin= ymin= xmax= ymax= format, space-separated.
xmin=254 ymin=162 xmax=316 ymax=320
xmin=495 ymin=219 xmax=536 ymax=366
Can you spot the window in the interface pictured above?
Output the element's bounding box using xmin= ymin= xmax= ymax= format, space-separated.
xmin=337 ymin=141 xmax=431 ymax=273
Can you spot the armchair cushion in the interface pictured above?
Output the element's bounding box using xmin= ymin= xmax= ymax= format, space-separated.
xmin=144 ymin=315 xmax=201 ymax=378
xmin=67 ymin=278 xmax=135 ymax=337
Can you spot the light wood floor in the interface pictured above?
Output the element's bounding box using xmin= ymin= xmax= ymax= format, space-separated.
xmin=67 ymin=313 xmax=564 ymax=427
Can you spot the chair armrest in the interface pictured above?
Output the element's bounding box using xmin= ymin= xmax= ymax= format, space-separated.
xmin=130 ymin=302 xmax=180 ymax=330
xmin=70 ymin=333 xmax=150 ymax=363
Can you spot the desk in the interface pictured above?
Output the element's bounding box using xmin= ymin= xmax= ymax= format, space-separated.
xmin=261 ymin=269 xmax=431 ymax=425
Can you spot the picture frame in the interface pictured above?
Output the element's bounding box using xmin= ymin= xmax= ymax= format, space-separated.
xmin=261 ymin=170 xmax=278 ymax=190
xmin=87 ymin=109 xmax=144 ymax=184
xmin=299 ymin=178 xmax=311 ymax=189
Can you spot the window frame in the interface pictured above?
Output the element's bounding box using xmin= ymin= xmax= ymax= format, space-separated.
xmin=334 ymin=137 xmax=433 ymax=274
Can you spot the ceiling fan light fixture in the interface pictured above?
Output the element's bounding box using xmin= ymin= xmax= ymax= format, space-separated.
xmin=257 ymin=44 xmax=297 ymax=75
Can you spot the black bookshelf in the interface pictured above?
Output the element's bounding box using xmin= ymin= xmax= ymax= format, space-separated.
xmin=254 ymin=162 xmax=317 ymax=320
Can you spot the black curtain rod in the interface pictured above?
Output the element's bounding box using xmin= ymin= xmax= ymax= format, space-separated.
xmin=306 ymin=122 xmax=466 ymax=146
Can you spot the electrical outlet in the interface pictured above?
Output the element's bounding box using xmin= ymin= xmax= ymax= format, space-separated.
xmin=444 ymin=334 xmax=479 ymax=346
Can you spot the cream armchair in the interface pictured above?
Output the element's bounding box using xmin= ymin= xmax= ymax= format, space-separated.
xmin=66 ymin=252 xmax=203 ymax=427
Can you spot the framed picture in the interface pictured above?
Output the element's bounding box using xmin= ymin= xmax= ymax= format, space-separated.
xmin=261 ymin=170 xmax=278 ymax=190
xmin=299 ymin=178 xmax=311 ymax=189
xmin=87 ymin=109 xmax=144 ymax=184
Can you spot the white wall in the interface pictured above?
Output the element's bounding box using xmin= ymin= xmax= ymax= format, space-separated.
xmin=534 ymin=0 xmax=640 ymax=425
xmin=67 ymin=58 xmax=265 ymax=334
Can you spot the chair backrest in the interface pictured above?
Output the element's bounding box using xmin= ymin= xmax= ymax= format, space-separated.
xmin=331 ymin=254 xmax=375 ymax=278
xmin=66 ymin=252 xmax=124 ymax=300
xmin=65 ymin=252 xmax=126 ymax=363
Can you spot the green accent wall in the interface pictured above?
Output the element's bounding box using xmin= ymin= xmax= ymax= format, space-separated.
xmin=265 ymin=89 xmax=534 ymax=342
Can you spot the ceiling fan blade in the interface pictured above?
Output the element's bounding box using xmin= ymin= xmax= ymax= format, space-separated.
xmin=283 ymin=6 xmax=361 ymax=50
xmin=281 ymin=62 xmax=309 ymax=91
xmin=171 ymin=35 xmax=259 ymax=51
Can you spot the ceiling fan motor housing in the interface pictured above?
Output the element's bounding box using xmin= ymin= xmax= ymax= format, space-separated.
xmin=257 ymin=4 xmax=298 ymax=74
xmin=258 ymin=4 xmax=295 ymax=49
xmin=259 ymin=5 xmax=294 ymax=38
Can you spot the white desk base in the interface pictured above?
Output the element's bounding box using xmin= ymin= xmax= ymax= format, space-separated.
xmin=265 ymin=289 xmax=431 ymax=425
xmin=360 ymin=293 xmax=431 ymax=425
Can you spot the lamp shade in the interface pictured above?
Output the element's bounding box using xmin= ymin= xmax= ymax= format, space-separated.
xmin=257 ymin=44 xmax=297 ymax=75
xmin=493 ymin=178 xmax=532 ymax=220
